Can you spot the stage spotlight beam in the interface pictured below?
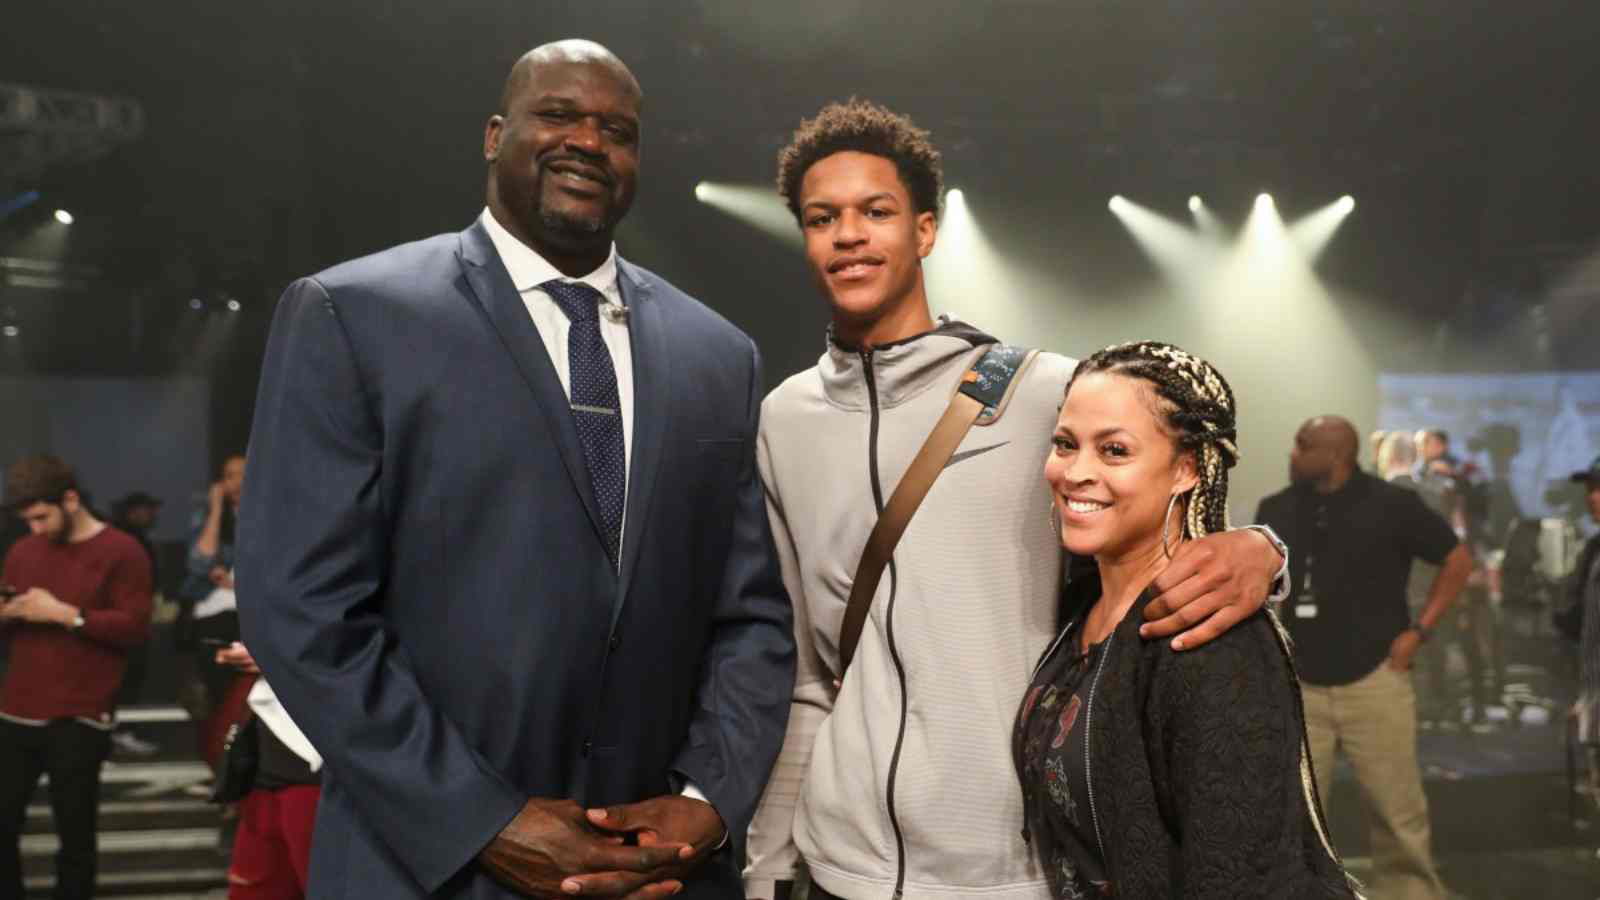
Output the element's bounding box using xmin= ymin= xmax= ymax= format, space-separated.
xmin=1288 ymin=196 xmax=1357 ymax=264
xmin=1108 ymin=195 xmax=1214 ymax=292
xmin=1189 ymin=196 xmax=1202 ymax=213
xmin=54 ymin=209 xmax=74 ymax=225
xmin=693 ymin=181 xmax=800 ymax=248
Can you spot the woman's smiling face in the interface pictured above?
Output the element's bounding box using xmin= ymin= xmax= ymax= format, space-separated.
xmin=1044 ymin=371 xmax=1197 ymax=560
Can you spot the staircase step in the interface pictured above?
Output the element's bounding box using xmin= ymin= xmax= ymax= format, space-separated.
xmin=24 ymin=865 xmax=226 ymax=898
xmin=25 ymin=799 xmax=220 ymax=834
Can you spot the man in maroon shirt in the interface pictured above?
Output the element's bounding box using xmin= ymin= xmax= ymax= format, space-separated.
xmin=0 ymin=454 xmax=152 ymax=900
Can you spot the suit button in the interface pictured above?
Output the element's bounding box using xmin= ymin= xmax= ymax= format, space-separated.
xmin=581 ymin=739 xmax=593 ymax=758
xmin=609 ymin=632 xmax=621 ymax=650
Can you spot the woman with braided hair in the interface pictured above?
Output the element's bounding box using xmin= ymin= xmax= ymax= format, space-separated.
xmin=1014 ymin=341 xmax=1358 ymax=898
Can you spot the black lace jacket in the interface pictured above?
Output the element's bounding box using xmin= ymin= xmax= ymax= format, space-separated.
xmin=1017 ymin=577 xmax=1360 ymax=899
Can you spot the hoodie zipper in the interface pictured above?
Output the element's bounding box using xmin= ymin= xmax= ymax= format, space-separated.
xmin=862 ymin=349 xmax=911 ymax=900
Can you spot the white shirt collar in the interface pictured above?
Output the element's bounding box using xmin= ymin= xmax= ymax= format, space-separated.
xmin=479 ymin=207 xmax=619 ymax=298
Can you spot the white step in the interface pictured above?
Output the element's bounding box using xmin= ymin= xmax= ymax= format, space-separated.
xmin=21 ymin=826 xmax=219 ymax=856
xmin=23 ymin=866 xmax=226 ymax=896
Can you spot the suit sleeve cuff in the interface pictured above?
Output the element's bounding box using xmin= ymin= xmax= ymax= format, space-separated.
xmin=679 ymin=779 xmax=729 ymax=850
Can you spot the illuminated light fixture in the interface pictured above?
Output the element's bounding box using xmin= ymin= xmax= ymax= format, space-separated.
xmin=1108 ymin=195 xmax=1127 ymax=213
xmin=226 ymin=299 xmax=242 ymax=312
xmin=1255 ymin=193 xmax=1274 ymax=211
xmin=693 ymin=182 xmax=709 ymax=202
xmin=1337 ymin=195 xmax=1355 ymax=214
xmin=1188 ymin=196 xmax=1202 ymax=213
xmin=946 ymin=187 xmax=965 ymax=204
xmin=54 ymin=209 xmax=74 ymax=225
xmin=189 ymin=298 xmax=204 ymax=311
xmin=1 ymin=325 xmax=18 ymax=338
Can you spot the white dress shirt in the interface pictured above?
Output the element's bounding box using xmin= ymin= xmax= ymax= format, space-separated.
xmin=479 ymin=210 xmax=723 ymax=831
xmin=480 ymin=208 xmax=634 ymax=524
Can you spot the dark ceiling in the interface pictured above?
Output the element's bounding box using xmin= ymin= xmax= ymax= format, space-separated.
xmin=3 ymin=0 xmax=1598 ymax=399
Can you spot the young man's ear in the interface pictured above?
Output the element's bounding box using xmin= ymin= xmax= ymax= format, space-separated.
xmin=915 ymin=211 xmax=938 ymax=259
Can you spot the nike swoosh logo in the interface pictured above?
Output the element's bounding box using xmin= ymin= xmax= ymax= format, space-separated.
xmin=944 ymin=441 xmax=1011 ymax=469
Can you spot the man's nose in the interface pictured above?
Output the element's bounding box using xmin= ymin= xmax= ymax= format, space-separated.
xmin=833 ymin=210 xmax=866 ymax=246
xmin=563 ymin=118 xmax=605 ymax=156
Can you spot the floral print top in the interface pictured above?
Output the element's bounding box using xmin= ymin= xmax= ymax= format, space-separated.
xmin=1015 ymin=618 xmax=1111 ymax=899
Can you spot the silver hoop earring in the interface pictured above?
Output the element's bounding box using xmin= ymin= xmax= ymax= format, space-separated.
xmin=1161 ymin=493 xmax=1180 ymax=559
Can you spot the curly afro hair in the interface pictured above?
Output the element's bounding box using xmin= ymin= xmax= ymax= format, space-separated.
xmin=776 ymin=98 xmax=943 ymax=223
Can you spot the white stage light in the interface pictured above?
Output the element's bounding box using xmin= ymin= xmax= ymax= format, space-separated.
xmin=1337 ymin=195 xmax=1355 ymax=214
xmin=1189 ymin=196 xmax=1202 ymax=213
xmin=694 ymin=182 xmax=709 ymax=202
xmin=1108 ymin=195 xmax=1127 ymax=213
xmin=1255 ymin=193 xmax=1274 ymax=211
xmin=2 ymin=325 xmax=18 ymax=338
xmin=54 ymin=209 xmax=74 ymax=225
xmin=227 ymin=299 xmax=242 ymax=312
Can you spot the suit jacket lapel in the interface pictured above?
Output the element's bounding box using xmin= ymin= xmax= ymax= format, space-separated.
xmin=616 ymin=259 xmax=667 ymax=620
xmin=455 ymin=221 xmax=609 ymax=549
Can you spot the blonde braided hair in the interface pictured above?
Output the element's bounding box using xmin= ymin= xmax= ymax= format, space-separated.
xmin=1066 ymin=341 xmax=1240 ymax=540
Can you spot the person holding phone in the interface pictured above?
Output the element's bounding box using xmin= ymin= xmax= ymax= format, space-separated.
xmin=0 ymin=455 xmax=153 ymax=900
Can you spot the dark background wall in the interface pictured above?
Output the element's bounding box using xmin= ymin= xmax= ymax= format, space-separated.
xmin=3 ymin=0 xmax=1598 ymax=514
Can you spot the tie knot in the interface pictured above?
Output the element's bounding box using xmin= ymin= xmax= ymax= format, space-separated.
xmin=542 ymin=279 xmax=606 ymax=324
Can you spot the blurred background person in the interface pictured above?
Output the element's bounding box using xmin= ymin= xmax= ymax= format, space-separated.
xmin=1557 ymin=456 xmax=1600 ymax=815
xmin=0 ymin=455 xmax=153 ymax=900
xmin=1412 ymin=427 xmax=1504 ymax=727
xmin=1383 ymin=430 xmax=1468 ymax=729
xmin=1257 ymin=416 xmax=1473 ymax=900
xmin=213 ymin=640 xmax=322 ymax=900
xmin=1370 ymin=428 xmax=1393 ymax=474
xmin=178 ymin=454 xmax=247 ymax=767
xmin=107 ymin=490 xmax=165 ymax=757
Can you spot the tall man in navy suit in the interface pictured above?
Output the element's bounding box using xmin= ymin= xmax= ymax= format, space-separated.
xmin=236 ymin=40 xmax=794 ymax=900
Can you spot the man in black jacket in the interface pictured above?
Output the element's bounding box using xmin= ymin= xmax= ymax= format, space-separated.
xmin=1256 ymin=415 xmax=1472 ymax=900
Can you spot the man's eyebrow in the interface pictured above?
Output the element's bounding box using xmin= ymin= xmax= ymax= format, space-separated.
xmin=802 ymin=193 xmax=898 ymax=211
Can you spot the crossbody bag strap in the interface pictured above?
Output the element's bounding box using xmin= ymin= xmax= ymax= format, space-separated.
xmin=837 ymin=344 xmax=1038 ymax=675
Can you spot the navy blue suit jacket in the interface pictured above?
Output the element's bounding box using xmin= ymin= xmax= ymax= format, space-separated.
xmin=236 ymin=220 xmax=795 ymax=898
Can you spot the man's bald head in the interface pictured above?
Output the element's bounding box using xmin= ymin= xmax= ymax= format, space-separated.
xmin=499 ymin=40 xmax=642 ymax=115
xmin=1290 ymin=415 xmax=1360 ymax=491
xmin=1303 ymin=416 xmax=1359 ymax=463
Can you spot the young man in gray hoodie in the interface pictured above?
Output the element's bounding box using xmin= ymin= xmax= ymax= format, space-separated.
xmin=743 ymin=100 xmax=1291 ymax=900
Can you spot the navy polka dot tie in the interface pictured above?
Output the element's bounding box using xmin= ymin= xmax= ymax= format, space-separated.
xmin=542 ymin=279 xmax=626 ymax=564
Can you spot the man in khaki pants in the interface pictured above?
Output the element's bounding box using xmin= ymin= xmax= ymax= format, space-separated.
xmin=1256 ymin=416 xmax=1473 ymax=899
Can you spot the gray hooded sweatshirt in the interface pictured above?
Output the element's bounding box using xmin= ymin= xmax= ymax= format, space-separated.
xmin=745 ymin=320 xmax=1075 ymax=900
